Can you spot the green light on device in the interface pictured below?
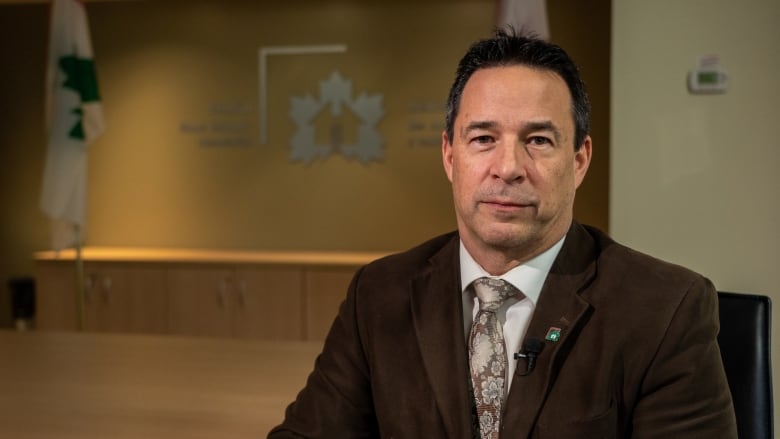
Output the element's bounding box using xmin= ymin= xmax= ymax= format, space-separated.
xmin=698 ymin=71 xmax=719 ymax=84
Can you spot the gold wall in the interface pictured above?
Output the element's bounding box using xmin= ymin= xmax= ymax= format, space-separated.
xmin=0 ymin=0 xmax=610 ymax=325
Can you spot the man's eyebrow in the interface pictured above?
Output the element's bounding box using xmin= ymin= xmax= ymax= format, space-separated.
xmin=461 ymin=120 xmax=498 ymax=136
xmin=459 ymin=120 xmax=564 ymax=143
xmin=524 ymin=120 xmax=562 ymax=143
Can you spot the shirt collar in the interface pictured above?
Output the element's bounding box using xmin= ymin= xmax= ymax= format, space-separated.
xmin=459 ymin=237 xmax=565 ymax=305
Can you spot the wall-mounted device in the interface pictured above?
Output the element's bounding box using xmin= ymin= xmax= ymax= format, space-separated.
xmin=688 ymin=55 xmax=728 ymax=94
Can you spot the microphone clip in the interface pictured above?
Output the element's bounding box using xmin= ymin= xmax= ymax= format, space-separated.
xmin=514 ymin=337 xmax=545 ymax=375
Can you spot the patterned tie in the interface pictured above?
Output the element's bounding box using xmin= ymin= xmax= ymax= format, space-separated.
xmin=468 ymin=277 xmax=519 ymax=439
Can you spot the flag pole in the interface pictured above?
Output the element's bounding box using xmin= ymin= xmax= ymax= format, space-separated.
xmin=74 ymin=223 xmax=86 ymax=330
xmin=44 ymin=0 xmax=103 ymax=333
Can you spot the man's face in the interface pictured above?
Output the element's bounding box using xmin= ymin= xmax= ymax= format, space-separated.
xmin=442 ymin=65 xmax=591 ymax=269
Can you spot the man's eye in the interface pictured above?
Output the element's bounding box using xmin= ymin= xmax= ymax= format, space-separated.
xmin=528 ymin=136 xmax=551 ymax=146
xmin=472 ymin=135 xmax=494 ymax=144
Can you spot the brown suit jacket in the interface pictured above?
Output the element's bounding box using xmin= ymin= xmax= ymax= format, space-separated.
xmin=269 ymin=223 xmax=737 ymax=438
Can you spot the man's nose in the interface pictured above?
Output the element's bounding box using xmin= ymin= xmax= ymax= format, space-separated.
xmin=492 ymin=141 xmax=527 ymax=183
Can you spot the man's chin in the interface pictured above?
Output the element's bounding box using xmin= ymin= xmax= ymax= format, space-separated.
xmin=479 ymin=225 xmax=535 ymax=249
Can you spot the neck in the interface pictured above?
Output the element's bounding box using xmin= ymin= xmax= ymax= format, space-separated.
xmin=469 ymin=250 xmax=528 ymax=276
xmin=462 ymin=232 xmax=568 ymax=276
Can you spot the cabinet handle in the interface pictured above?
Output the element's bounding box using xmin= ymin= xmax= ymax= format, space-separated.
xmin=100 ymin=276 xmax=112 ymax=304
xmin=237 ymin=280 xmax=247 ymax=308
xmin=217 ymin=278 xmax=229 ymax=308
xmin=84 ymin=274 xmax=97 ymax=303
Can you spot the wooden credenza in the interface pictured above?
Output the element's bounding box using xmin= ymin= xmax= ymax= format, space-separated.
xmin=34 ymin=248 xmax=388 ymax=341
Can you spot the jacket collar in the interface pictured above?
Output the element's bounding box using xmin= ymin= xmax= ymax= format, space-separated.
xmin=502 ymin=222 xmax=598 ymax=437
xmin=410 ymin=234 xmax=474 ymax=439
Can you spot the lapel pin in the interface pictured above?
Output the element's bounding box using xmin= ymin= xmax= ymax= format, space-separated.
xmin=545 ymin=327 xmax=562 ymax=342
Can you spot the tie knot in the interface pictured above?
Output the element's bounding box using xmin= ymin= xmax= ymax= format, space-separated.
xmin=472 ymin=277 xmax=518 ymax=312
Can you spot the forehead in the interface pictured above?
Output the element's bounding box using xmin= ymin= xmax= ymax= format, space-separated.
xmin=457 ymin=65 xmax=573 ymax=132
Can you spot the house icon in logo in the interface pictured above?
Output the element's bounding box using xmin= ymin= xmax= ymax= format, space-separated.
xmin=289 ymin=71 xmax=385 ymax=164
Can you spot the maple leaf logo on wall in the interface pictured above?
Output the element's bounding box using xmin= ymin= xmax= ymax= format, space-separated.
xmin=289 ymin=71 xmax=385 ymax=164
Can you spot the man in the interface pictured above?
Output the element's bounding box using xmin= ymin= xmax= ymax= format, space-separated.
xmin=269 ymin=29 xmax=737 ymax=438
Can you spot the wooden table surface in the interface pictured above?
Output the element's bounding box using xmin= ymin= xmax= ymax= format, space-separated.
xmin=0 ymin=330 xmax=322 ymax=438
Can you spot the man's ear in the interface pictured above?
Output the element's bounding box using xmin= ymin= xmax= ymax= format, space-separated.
xmin=573 ymin=135 xmax=592 ymax=189
xmin=442 ymin=131 xmax=454 ymax=182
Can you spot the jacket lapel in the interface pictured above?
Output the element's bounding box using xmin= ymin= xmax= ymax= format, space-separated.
xmin=410 ymin=235 xmax=474 ymax=439
xmin=503 ymin=223 xmax=598 ymax=438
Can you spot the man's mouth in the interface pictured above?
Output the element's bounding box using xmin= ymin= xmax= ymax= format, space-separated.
xmin=481 ymin=199 xmax=535 ymax=211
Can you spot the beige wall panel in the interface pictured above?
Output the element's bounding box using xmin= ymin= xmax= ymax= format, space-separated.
xmin=83 ymin=0 xmax=487 ymax=251
xmin=612 ymin=0 xmax=780 ymax=434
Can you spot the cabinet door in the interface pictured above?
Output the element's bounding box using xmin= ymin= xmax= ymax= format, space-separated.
xmin=304 ymin=267 xmax=357 ymax=341
xmin=167 ymin=265 xmax=234 ymax=337
xmin=35 ymin=261 xmax=79 ymax=330
xmin=83 ymin=262 xmax=167 ymax=334
xmin=233 ymin=266 xmax=303 ymax=340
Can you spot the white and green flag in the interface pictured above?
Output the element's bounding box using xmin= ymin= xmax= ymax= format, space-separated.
xmin=40 ymin=0 xmax=105 ymax=250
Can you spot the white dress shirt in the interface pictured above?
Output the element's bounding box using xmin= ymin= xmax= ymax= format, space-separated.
xmin=460 ymin=237 xmax=564 ymax=392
